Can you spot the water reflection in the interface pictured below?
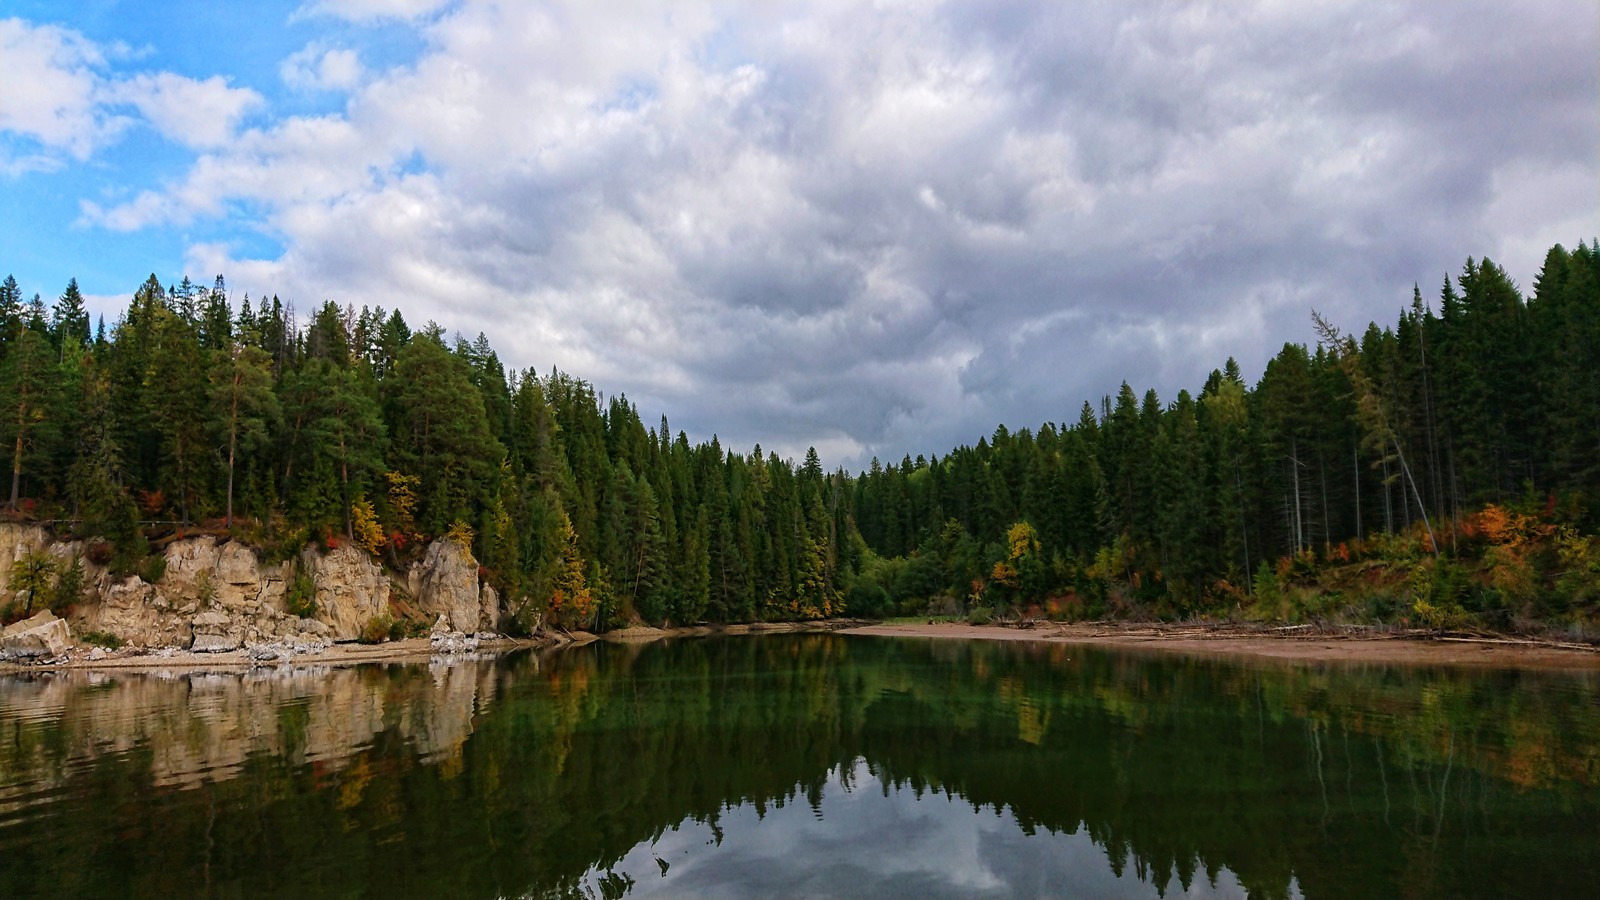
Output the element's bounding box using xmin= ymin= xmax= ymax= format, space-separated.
xmin=1 ymin=637 xmax=1597 ymax=899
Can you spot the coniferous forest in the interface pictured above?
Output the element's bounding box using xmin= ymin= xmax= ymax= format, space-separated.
xmin=2 ymin=241 xmax=1598 ymax=634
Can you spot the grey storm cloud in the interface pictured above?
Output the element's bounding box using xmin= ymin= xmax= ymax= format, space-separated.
xmin=136 ymin=0 xmax=1595 ymax=469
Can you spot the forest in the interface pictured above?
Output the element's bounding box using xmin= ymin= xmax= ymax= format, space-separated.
xmin=2 ymin=240 xmax=1597 ymax=634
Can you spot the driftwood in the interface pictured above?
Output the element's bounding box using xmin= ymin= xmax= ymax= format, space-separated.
xmin=1433 ymin=636 xmax=1600 ymax=654
xmin=1031 ymin=620 xmax=1599 ymax=652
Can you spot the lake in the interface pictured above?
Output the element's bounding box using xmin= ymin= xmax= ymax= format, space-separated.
xmin=2 ymin=635 xmax=1598 ymax=898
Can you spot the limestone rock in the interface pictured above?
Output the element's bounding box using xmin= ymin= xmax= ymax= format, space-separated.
xmin=217 ymin=542 xmax=259 ymax=585
xmin=1 ymin=610 xmax=71 ymax=659
xmin=430 ymin=629 xmax=480 ymax=654
xmin=479 ymin=583 xmax=500 ymax=632
xmin=307 ymin=544 xmax=389 ymax=642
xmin=414 ymin=539 xmax=483 ymax=633
xmin=75 ymin=577 xmax=192 ymax=649
xmin=193 ymin=610 xmax=231 ymax=629
xmin=0 ymin=524 xmax=53 ymax=609
xmin=191 ymin=632 xmax=242 ymax=653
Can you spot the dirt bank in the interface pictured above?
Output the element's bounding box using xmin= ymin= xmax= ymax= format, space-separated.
xmin=840 ymin=621 xmax=1600 ymax=670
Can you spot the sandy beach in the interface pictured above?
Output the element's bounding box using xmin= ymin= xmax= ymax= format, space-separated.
xmin=839 ymin=621 xmax=1600 ymax=670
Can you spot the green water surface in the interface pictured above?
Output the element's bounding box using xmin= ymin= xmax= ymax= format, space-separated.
xmin=2 ymin=635 xmax=1598 ymax=898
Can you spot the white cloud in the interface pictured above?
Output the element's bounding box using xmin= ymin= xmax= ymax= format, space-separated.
xmin=62 ymin=1 xmax=1600 ymax=465
xmin=1 ymin=17 xmax=262 ymax=175
xmin=104 ymin=73 xmax=263 ymax=148
xmin=281 ymin=45 xmax=365 ymax=91
xmin=293 ymin=0 xmax=453 ymax=24
xmin=0 ymin=17 xmax=126 ymax=166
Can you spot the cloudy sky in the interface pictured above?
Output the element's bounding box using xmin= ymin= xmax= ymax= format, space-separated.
xmin=2 ymin=1 xmax=1596 ymax=469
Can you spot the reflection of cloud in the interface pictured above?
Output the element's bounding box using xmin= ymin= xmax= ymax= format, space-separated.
xmin=586 ymin=759 xmax=1255 ymax=899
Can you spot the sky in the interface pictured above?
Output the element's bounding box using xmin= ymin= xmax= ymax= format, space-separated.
xmin=2 ymin=1 xmax=1596 ymax=470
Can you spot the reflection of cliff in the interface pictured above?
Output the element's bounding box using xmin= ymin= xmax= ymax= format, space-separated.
xmin=0 ymin=657 xmax=500 ymax=816
xmin=2 ymin=637 xmax=1598 ymax=899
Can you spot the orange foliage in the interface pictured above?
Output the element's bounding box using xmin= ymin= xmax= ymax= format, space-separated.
xmin=137 ymin=489 xmax=165 ymax=517
xmin=1469 ymin=504 xmax=1553 ymax=550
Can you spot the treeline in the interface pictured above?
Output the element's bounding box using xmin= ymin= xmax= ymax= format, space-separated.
xmin=846 ymin=242 xmax=1600 ymax=628
xmin=0 ymin=274 xmax=853 ymax=630
xmin=4 ymin=240 xmax=1597 ymax=632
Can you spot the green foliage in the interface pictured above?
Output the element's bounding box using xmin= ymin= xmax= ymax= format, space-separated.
xmin=0 ymin=241 xmax=1594 ymax=633
xmin=284 ymin=569 xmax=317 ymax=619
xmin=7 ymin=551 xmax=57 ymax=615
xmin=52 ymin=555 xmax=86 ymax=609
xmin=357 ymin=613 xmax=407 ymax=644
xmin=79 ymin=630 xmax=124 ymax=649
xmin=194 ymin=569 xmax=217 ymax=606
xmin=136 ymin=553 xmax=167 ymax=584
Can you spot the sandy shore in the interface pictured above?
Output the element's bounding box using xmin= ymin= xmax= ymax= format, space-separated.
xmin=840 ymin=622 xmax=1600 ymax=670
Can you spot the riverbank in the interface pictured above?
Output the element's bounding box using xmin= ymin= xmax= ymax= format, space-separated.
xmin=0 ymin=636 xmax=557 ymax=674
xmin=0 ymin=620 xmax=867 ymax=674
xmin=840 ymin=621 xmax=1600 ymax=669
xmin=10 ymin=618 xmax=1597 ymax=674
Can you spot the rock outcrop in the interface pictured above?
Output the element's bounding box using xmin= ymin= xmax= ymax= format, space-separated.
xmin=306 ymin=544 xmax=390 ymax=641
xmin=412 ymin=540 xmax=490 ymax=633
xmin=0 ymin=522 xmax=502 ymax=655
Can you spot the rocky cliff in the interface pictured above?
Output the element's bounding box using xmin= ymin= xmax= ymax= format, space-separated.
xmin=0 ymin=524 xmax=501 ymax=653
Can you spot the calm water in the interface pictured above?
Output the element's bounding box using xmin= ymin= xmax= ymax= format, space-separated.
xmin=2 ymin=636 xmax=1598 ymax=899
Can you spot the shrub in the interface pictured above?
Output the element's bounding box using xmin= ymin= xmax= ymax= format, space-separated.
xmin=80 ymin=630 xmax=124 ymax=650
xmin=136 ymin=553 xmax=167 ymax=584
xmin=194 ymin=570 xmax=217 ymax=606
xmin=351 ymin=498 xmax=385 ymax=555
xmin=284 ymin=569 xmax=317 ymax=619
xmin=967 ymin=605 xmax=994 ymax=626
xmin=358 ymin=614 xmax=397 ymax=644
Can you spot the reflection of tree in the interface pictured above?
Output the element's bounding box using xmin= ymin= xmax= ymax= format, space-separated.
xmin=1 ymin=638 xmax=1598 ymax=899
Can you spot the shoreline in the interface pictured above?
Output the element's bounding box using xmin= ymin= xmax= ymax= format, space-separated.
xmin=0 ymin=636 xmax=551 ymax=674
xmin=838 ymin=621 xmax=1600 ymax=670
xmin=0 ymin=620 xmax=861 ymax=675
xmin=7 ymin=618 xmax=1598 ymax=674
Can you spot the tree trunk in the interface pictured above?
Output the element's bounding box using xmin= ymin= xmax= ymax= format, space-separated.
xmin=1352 ymin=441 xmax=1362 ymax=542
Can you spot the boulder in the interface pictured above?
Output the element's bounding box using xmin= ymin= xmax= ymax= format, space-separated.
xmin=1 ymin=610 xmax=72 ymax=659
